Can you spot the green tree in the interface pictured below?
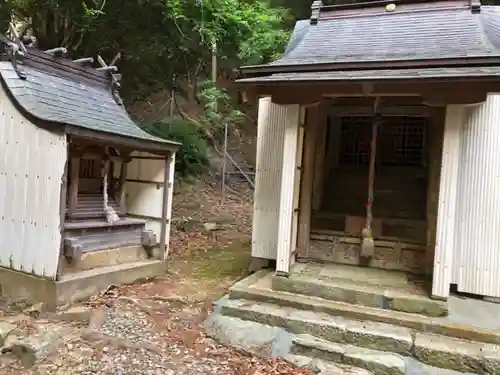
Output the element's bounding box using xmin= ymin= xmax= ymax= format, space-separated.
xmin=0 ymin=0 xmax=289 ymax=102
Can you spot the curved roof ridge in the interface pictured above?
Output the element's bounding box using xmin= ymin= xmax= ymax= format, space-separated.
xmin=478 ymin=6 xmax=500 ymax=52
xmin=282 ymin=19 xmax=310 ymax=58
xmin=0 ymin=57 xmax=179 ymax=151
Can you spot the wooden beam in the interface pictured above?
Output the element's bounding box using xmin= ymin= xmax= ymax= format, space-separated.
xmin=108 ymin=160 xmax=115 ymax=200
xmin=71 ymin=150 xmax=126 ymax=163
xmin=254 ymin=81 xmax=499 ymax=106
xmin=297 ymin=105 xmax=320 ymax=259
xmin=324 ymin=116 xmax=341 ymax=179
xmin=312 ymin=103 xmax=328 ymax=211
xmin=56 ymin=159 xmax=68 ymax=281
xmin=159 ymin=152 xmax=172 ymax=259
xmin=66 ymin=126 xmax=180 ymax=155
xmin=326 ymin=104 xmax=432 ymax=117
xmin=67 ymin=156 xmax=81 ymax=218
xmin=118 ymin=161 xmax=128 ymax=214
xmin=422 ymin=91 xmax=487 ymax=106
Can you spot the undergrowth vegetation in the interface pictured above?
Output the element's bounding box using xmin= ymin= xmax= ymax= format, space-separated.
xmin=143 ymin=119 xmax=210 ymax=176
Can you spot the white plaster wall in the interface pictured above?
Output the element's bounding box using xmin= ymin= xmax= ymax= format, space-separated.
xmin=124 ymin=151 xmax=175 ymax=256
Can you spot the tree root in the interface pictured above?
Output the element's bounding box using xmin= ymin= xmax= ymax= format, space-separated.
xmin=116 ymin=296 xmax=154 ymax=315
xmin=140 ymin=295 xmax=187 ymax=303
xmin=82 ymin=331 xmax=162 ymax=355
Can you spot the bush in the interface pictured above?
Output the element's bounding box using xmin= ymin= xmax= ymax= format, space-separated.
xmin=142 ymin=119 xmax=210 ymax=176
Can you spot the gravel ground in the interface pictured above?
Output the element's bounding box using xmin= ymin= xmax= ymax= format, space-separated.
xmin=0 ymin=285 xmax=311 ymax=375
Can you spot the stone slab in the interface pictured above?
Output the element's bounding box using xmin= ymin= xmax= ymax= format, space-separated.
xmin=313 ymin=263 xmax=409 ymax=287
xmin=272 ymin=273 xmax=448 ymax=317
xmin=293 ymin=334 xmax=405 ymax=375
xmin=218 ymin=298 xmax=413 ymax=355
xmin=231 ymin=273 xmax=500 ymax=345
xmin=204 ymin=313 xmax=294 ymax=357
xmin=413 ymin=333 xmax=484 ymax=373
xmin=285 ymin=355 xmax=374 ymax=375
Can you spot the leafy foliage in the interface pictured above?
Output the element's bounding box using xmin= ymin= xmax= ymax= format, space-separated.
xmin=143 ymin=119 xmax=210 ymax=176
xmin=0 ymin=0 xmax=290 ymax=101
xmin=196 ymin=80 xmax=244 ymax=136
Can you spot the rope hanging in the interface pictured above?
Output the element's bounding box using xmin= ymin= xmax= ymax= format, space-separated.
xmin=102 ymin=152 xmax=120 ymax=224
xmin=360 ymin=97 xmax=381 ymax=258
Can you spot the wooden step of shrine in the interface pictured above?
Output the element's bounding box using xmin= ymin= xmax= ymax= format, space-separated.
xmin=62 ymin=218 xmax=156 ymax=259
xmin=65 ymin=193 xmax=125 ymax=220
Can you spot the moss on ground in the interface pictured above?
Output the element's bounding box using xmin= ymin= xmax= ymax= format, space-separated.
xmin=189 ymin=240 xmax=252 ymax=280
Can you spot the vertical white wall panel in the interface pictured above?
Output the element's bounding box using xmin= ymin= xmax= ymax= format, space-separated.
xmin=276 ymin=104 xmax=301 ymax=274
xmin=164 ymin=153 xmax=176 ymax=258
xmin=126 ymin=152 xmax=168 ymax=245
xmin=0 ymin=85 xmax=66 ymax=279
xmin=432 ymin=105 xmax=464 ymax=299
xmin=454 ymin=95 xmax=500 ymax=297
xmin=289 ymin=107 xmax=306 ymax=268
xmin=251 ymin=97 xmax=285 ymax=260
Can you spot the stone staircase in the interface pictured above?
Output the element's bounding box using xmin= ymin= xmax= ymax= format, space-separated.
xmin=205 ymin=263 xmax=500 ymax=375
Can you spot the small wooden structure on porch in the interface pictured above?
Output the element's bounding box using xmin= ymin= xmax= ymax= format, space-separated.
xmin=0 ymin=29 xmax=180 ymax=306
xmin=238 ymin=0 xmax=500 ymax=301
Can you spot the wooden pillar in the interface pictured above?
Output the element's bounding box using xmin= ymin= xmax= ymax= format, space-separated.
xmin=297 ymin=104 xmax=320 ymax=260
xmin=312 ymin=103 xmax=327 ymax=211
xmin=159 ymin=151 xmax=176 ymax=260
xmin=324 ymin=116 xmax=342 ymax=177
xmin=425 ymin=108 xmax=445 ymax=277
xmin=118 ymin=161 xmax=128 ymax=214
xmin=56 ymin=159 xmax=69 ymax=280
xmin=276 ymin=104 xmax=301 ymax=276
xmin=67 ymin=156 xmax=81 ymax=218
xmin=108 ymin=161 xmax=115 ymax=198
xmin=290 ymin=108 xmax=306 ymax=266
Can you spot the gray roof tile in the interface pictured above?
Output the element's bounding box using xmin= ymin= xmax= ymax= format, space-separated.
xmin=236 ymin=66 xmax=500 ymax=83
xmin=0 ymin=59 xmax=179 ymax=150
xmin=270 ymin=5 xmax=500 ymax=67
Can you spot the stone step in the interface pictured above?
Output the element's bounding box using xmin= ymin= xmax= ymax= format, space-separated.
xmin=285 ymin=354 xmax=375 ymax=375
xmin=229 ymin=271 xmax=500 ymax=345
xmin=216 ymin=297 xmax=500 ymax=373
xmin=292 ymin=334 xmax=405 ymax=375
xmin=287 ymin=342 xmax=472 ymax=375
xmin=271 ymin=274 xmax=447 ymax=317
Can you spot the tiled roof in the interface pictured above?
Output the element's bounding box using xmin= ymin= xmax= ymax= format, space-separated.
xmin=248 ymin=5 xmax=500 ymax=69
xmin=236 ymin=66 xmax=500 ymax=83
xmin=0 ymin=54 xmax=179 ymax=150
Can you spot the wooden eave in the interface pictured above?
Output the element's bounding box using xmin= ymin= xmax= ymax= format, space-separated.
xmin=65 ymin=126 xmax=181 ymax=155
xmin=240 ymin=56 xmax=500 ymax=78
xmin=242 ymin=77 xmax=500 ymax=106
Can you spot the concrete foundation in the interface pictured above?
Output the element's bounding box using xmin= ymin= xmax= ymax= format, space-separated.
xmin=0 ymin=260 xmax=166 ymax=310
xmin=61 ymin=245 xmax=149 ymax=271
